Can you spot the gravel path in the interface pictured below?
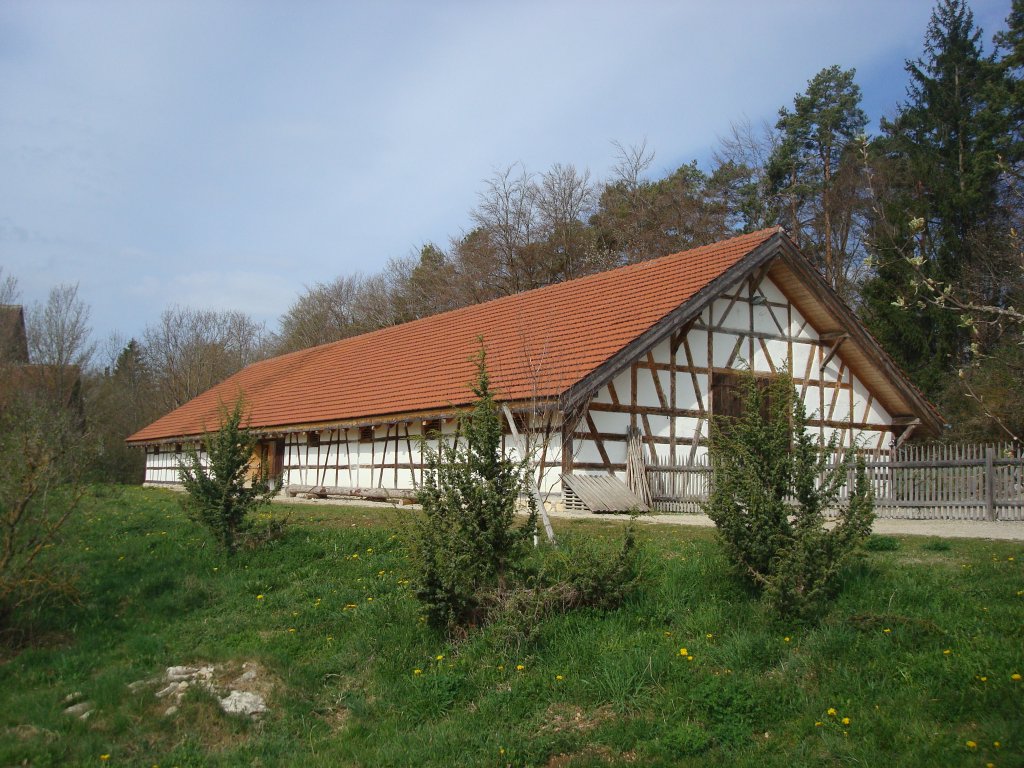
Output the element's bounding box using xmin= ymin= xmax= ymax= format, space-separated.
xmin=278 ymin=493 xmax=1024 ymax=541
xmin=543 ymin=507 xmax=1024 ymax=541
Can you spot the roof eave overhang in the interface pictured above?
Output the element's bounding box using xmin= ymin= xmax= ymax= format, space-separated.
xmin=772 ymin=237 xmax=944 ymax=436
xmin=125 ymin=397 xmax=562 ymax=447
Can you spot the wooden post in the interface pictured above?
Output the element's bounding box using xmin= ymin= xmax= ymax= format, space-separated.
xmin=502 ymin=405 xmax=557 ymax=546
xmin=985 ymin=446 xmax=996 ymax=521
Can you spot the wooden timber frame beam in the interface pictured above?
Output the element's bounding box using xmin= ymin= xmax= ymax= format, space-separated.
xmin=818 ymin=331 xmax=850 ymax=373
xmin=561 ymin=229 xmax=788 ymax=414
xmin=892 ymin=416 xmax=921 ymax=448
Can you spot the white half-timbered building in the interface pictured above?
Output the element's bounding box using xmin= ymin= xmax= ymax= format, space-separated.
xmin=128 ymin=229 xmax=942 ymax=511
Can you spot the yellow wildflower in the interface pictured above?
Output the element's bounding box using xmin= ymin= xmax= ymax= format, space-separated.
xmin=784 ymin=636 xmax=791 ymax=643
xmin=706 ymin=633 xmax=714 ymax=639
xmin=966 ymin=740 xmax=977 ymax=749
xmin=436 ymin=655 xmax=444 ymax=661
xmin=827 ymin=707 xmax=837 ymax=716
xmin=943 ymin=649 xmax=952 ymax=655
xmin=841 ymin=717 xmax=850 ymax=725
xmin=100 ymin=757 xmax=110 ymax=762
xmin=516 ymin=664 xmax=524 ymax=671
xmin=256 ymin=594 xmax=264 ymax=600
xmin=1012 ymin=673 xmax=1022 ymax=681
xmin=679 ymin=647 xmax=688 ymax=656
xmin=413 ymin=669 xmax=422 ymax=675
xmin=555 ymin=675 xmax=564 ymax=681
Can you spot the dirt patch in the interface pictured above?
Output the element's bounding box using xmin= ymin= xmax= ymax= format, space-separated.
xmin=538 ymin=703 xmax=615 ymax=735
xmin=546 ymin=745 xmax=635 ymax=766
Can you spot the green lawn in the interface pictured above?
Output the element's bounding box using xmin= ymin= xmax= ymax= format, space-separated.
xmin=1 ymin=486 xmax=1021 ymax=767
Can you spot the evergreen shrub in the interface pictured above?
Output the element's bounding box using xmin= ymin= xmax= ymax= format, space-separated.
xmin=704 ymin=371 xmax=874 ymax=618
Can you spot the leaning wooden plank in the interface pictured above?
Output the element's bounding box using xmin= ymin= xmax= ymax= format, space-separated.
xmin=561 ymin=473 xmax=650 ymax=514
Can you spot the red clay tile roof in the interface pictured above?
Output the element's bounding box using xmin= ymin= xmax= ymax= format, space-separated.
xmin=128 ymin=228 xmax=781 ymax=443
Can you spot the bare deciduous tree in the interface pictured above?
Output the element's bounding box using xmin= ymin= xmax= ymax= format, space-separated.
xmin=26 ymin=283 xmax=95 ymax=405
xmin=143 ymin=307 xmax=269 ymax=413
xmin=0 ymin=268 xmax=20 ymax=306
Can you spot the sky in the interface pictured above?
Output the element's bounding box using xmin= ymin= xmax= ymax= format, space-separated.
xmin=0 ymin=0 xmax=1014 ymax=356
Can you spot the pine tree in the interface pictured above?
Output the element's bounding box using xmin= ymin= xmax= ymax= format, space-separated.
xmin=861 ymin=0 xmax=1008 ymax=400
xmin=767 ymin=65 xmax=869 ymax=298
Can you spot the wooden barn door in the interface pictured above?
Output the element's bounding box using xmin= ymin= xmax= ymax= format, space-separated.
xmin=256 ymin=439 xmax=286 ymax=483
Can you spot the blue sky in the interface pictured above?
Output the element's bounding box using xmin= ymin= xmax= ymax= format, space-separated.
xmin=0 ymin=0 xmax=1013 ymax=350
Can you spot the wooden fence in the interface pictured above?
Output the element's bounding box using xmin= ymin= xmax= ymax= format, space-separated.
xmin=646 ymin=442 xmax=1024 ymax=521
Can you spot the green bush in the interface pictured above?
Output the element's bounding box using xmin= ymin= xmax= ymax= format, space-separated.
xmin=178 ymin=398 xmax=281 ymax=555
xmin=0 ymin=392 xmax=89 ymax=621
xmin=482 ymin=525 xmax=643 ymax=653
xmin=411 ymin=350 xmax=538 ymax=631
xmin=704 ymin=371 xmax=874 ymax=618
xmin=411 ymin=351 xmax=642 ymax=636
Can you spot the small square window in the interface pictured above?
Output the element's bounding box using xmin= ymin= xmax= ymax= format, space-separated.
xmin=422 ymin=419 xmax=442 ymax=437
xmin=307 ymin=431 xmax=320 ymax=447
xmin=360 ymin=425 xmax=374 ymax=442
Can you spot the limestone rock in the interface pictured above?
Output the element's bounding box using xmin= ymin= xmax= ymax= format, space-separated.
xmin=62 ymin=701 xmax=94 ymax=720
xmin=219 ymin=690 xmax=267 ymax=717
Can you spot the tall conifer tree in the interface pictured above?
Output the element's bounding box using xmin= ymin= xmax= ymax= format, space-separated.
xmin=861 ymin=0 xmax=1007 ymax=399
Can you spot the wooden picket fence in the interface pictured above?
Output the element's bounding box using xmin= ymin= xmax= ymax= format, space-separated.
xmin=646 ymin=442 xmax=1024 ymax=521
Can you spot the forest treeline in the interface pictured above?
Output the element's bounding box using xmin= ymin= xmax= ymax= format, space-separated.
xmin=3 ymin=0 xmax=1022 ymax=483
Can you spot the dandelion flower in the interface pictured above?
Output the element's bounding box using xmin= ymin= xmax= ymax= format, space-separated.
xmin=966 ymin=740 xmax=977 ymax=749
xmin=706 ymin=633 xmax=714 ymax=639
xmin=679 ymin=648 xmax=688 ymax=656
xmin=827 ymin=708 xmax=837 ymax=717
xmin=497 ymin=665 xmax=504 ymax=671
xmin=883 ymin=628 xmax=891 ymax=634
xmin=288 ymin=628 xmax=296 ymax=633
xmin=516 ymin=664 xmax=525 ymax=671
xmin=100 ymin=756 xmax=110 ymax=762
xmin=784 ymin=636 xmax=791 ymax=643
xmin=943 ymin=649 xmax=952 ymax=655
xmin=814 ymin=721 xmax=822 ymax=727
xmin=413 ymin=669 xmax=422 ymax=675
xmin=841 ymin=717 xmax=850 ymax=725
xmin=555 ymin=675 xmax=564 ymax=681
xmin=256 ymin=594 xmax=264 ymax=600
xmin=436 ymin=655 xmax=444 ymax=661
xmin=980 ymin=676 xmax=988 ymax=682
xmin=687 ymin=656 xmax=694 ymax=662
xmin=1012 ymin=673 xmax=1022 ymax=681
xmin=994 ymin=741 xmax=1001 ymax=748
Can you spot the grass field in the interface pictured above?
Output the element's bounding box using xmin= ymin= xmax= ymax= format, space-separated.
xmin=0 ymin=486 xmax=1021 ymax=767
